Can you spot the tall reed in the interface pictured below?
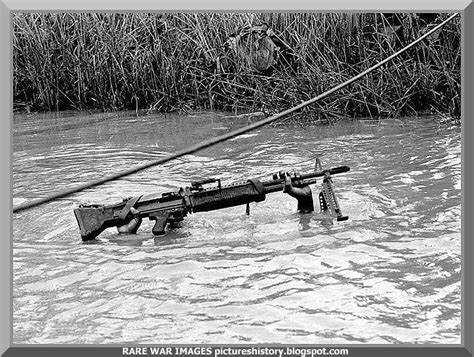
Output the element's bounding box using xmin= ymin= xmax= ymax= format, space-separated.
xmin=13 ymin=13 xmax=461 ymax=121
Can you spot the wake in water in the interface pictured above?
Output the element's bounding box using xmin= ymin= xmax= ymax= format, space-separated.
xmin=13 ymin=114 xmax=461 ymax=344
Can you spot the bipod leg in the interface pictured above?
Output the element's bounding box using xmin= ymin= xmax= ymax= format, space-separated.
xmin=320 ymin=173 xmax=348 ymax=222
xmin=319 ymin=191 xmax=328 ymax=212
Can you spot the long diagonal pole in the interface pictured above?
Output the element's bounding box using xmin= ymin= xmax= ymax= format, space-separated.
xmin=13 ymin=13 xmax=459 ymax=213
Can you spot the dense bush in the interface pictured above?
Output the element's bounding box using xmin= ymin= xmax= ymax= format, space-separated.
xmin=13 ymin=13 xmax=461 ymax=121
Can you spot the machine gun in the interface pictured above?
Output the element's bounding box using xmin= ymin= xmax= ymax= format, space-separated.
xmin=74 ymin=165 xmax=350 ymax=241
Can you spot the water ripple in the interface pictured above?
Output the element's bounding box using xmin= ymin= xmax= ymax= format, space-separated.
xmin=13 ymin=114 xmax=461 ymax=344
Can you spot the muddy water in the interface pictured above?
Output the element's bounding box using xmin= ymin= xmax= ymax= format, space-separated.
xmin=12 ymin=112 xmax=461 ymax=344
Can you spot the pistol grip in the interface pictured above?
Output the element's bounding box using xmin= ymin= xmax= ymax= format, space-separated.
xmin=149 ymin=212 xmax=170 ymax=235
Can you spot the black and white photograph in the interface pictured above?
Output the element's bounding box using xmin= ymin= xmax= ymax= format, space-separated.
xmin=11 ymin=11 xmax=462 ymax=346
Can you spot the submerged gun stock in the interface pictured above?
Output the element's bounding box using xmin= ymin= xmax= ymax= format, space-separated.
xmin=74 ymin=166 xmax=350 ymax=241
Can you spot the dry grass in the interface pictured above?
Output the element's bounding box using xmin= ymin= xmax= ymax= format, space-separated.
xmin=13 ymin=13 xmax=461 ymax=121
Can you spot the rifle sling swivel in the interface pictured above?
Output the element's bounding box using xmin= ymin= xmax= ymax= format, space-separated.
xmin=117 ymin=195 xmax=142 ymax=221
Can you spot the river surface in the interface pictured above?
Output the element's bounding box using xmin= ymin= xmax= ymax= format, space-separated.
xmin=12 ymin=112 xmax=461 ymax=344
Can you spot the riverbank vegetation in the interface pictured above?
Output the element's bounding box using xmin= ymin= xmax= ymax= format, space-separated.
xmin=13 ymin=13 xmax=461 ymax=122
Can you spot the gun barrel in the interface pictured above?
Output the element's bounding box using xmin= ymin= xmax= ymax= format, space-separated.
xmin=262 ymin=165 xmax=350 ymax=194
xmin=296 ymin=165 xmax=350 ymax=180
xmin=190 ymin=166 xmax=349 ymax=212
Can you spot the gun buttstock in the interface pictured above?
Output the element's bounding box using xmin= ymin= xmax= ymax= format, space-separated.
xmin=74 ymin=206 xmax=111 ymax=241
